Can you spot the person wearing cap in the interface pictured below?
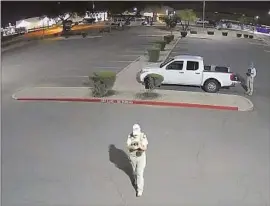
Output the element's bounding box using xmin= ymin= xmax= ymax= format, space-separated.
xmin=246 ymin=62 xmax=257 ymax=96
xmin=127 ymin=124 xmax=148 ymax=197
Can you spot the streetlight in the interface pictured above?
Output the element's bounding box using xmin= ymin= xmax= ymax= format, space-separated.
xmin=255 ymin=16 xmax=259 ymax=20
xmin=202 ymin=1 xmax=206 ymax=29
xmin=268 ymin=10 xmax=270 ymax=15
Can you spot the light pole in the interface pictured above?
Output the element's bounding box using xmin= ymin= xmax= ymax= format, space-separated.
xmin=202 ymin=1 xmax=206 ymax=29
xmin=42 ymin=17 xmax=45 ymax=39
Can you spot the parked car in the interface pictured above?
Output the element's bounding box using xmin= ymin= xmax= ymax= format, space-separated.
xmin=137 ymin=55 xmax=241 ymax=93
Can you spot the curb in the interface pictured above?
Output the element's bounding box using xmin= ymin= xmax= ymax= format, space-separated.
xmin=237 ymin=95 xmax=254 ymax=112
xmin=12 ymin=96 xmax=239 ymax=111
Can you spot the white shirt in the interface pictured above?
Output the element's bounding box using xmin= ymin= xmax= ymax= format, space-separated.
xmin=250 ymin=67 xmax=257 ymax=78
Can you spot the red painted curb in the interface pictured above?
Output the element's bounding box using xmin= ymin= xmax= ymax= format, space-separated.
xmin=15 ymin=97 xmax=239 ymax=111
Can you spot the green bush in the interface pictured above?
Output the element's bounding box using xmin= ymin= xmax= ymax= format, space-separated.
xmin=154 ymin=40 xmax=166 ymax=51
xmin=236 ymin=33 xmax=242 ymax=38
xmin=147 ymin=48 xmax=160 ymax=62
xmin=222 ymin=32 xmax=228 ymax=36
xmin=89 ymin=71 xmax=116 ymax=97
xmin=164 ymin=35 xmax=171 ymax=44
xmin=190 ymin=30 xmax=197 ymax=34
xmin=144 ymin=73 xmax=164 ymax=90
xmin=82 ymin=33 xmax=87 ymax=38
xmin=169 ymin=35 xmax=174 ymax=41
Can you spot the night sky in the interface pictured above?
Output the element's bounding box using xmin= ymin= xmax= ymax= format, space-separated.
xmin=1 ymin=1 xmax=269 ymax=27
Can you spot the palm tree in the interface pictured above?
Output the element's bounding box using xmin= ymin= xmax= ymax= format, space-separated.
xmin=162 ymin=15 xmax=178 ymax=35
xmin=238 ymin=15 xmax=253 ymax=30
xmin=176 ymin=9 xmax=197 ymax=31
xmin=45 ymin=2 xmax=87 ymax=33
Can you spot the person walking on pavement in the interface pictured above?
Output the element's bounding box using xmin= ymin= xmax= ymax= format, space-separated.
xmin=127 ymin=124 xmax=148 ymax=197
xmin=246 ymin=62 xmax=257 ymax=96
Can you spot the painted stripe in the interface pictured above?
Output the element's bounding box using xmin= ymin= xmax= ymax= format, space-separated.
xmin=108 ymin=60 xmax=134 ymax=63
xmin=14 ymin=97 xmax=239 ymax=111
xmin=120 ymin=54 xmax=140 ymax=57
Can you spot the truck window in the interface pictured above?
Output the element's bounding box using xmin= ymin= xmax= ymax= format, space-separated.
xmin=187 ymin=61 xmax=199 ymax=71
xmin=166 ymin=61 xmax=184 ymax=70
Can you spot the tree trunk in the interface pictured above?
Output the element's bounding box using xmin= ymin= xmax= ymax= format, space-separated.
xmin=186 ymin=21 xmax=190 ymax=31
xmin=180 ymin=21 xmax=185 ymax=31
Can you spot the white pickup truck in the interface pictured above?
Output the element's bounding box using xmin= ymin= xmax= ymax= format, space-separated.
xmin=137 ymin=55 xmax=241 ymax=93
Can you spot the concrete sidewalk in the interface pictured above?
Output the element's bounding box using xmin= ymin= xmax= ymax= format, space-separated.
xmin=12 ymin=87 xmax=253 ymax=111
xmin=113 ymin=35 xmax=181 ymax=91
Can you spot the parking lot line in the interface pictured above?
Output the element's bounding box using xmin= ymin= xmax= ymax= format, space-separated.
xmin=92 ymin=66 xmax=120 ymax=69
xmin=124 ymin=51 xmax=146 ymax=54
xmin=108 ymin=60 xmax=134 ymax=63
xmin=264 ymin=50 xmax=270 ymax=52
xmin=248 ymin=42 xmax=268 ymax=46
xmin=120 ymin=54 xmax=140 ymax=57
xmin=138 ymin=35 xmax=164 ymax=37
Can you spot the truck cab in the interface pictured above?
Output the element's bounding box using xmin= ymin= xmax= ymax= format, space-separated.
xmin=158 ymin=55 xmax=204 ymax=85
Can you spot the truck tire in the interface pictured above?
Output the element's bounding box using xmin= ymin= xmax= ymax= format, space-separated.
xmin=203 ymin=79 xmax=220 ymax=93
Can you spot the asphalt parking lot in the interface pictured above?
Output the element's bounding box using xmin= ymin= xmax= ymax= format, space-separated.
xmin=163 ymin=34 xmax=270 ymax=121
xmin=2 ymin=26 xmax=270 ymax=206
xmin=2 ymin=103 xmax=269 ymax=206
xmin=2 ymin=26 xmax=164 ymax=94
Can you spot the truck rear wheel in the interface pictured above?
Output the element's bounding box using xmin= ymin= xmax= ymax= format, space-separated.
xmin=203 ymin=79 xmax=220 ymax=93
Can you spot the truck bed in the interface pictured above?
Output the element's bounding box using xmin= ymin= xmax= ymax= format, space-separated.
xmin=204 ymin=65 xmax=230 ymax=73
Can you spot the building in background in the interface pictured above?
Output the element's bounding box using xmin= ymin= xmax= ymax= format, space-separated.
xmin=16 ymin=17 xmax=56 ymax=31
xmin=84 ymin=11 xmax=108 ymax=22
xmin=140 ymin=6 xmax=174 ymax=22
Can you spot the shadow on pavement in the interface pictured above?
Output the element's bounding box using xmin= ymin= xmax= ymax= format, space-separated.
xmin=108 ymin=144 xmax=136 ymax=190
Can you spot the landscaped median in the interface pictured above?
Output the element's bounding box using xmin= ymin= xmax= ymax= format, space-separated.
xmin=11 ymin=32 xmax=253 ymax=112
xmin=12 ymin=87 xmax=253 ymax=111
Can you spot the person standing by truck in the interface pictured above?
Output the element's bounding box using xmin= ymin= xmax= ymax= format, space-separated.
xmin=127 ymin=124 xmax=148 ymax=197
xmin=246 ymin=62 xmax=257 ymax=96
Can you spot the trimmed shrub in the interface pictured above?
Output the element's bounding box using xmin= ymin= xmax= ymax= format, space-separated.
xmin=82 ymin=32 xmax=87 ymax=38
xmin=144 ymin=73 xmax=164 ymax=90
xmin=154 ymin=40 xmax=166 ymax=51
xmin=222 ymin=32 xmax=228 ymax=36
xmin=207 ymin=31 xmax=214 ymax=35
xmin=89 ymin=71 xmax=116 ymax=97
xmin=164 ymin=35 xmax=171 ymax=44
xmin=169 ymin=35 xmax=174 ymax=41
xmin=243 ymin=34 xmax=248 ymax=38
xmin=248 ymin=35 xmax=254 ymax=39
xmin=236 ymin=33 xmax=242 ymax=38
xmin=147 ymin=48 xmax=160 ymax=62
xmin=190 ymin=30 xmax=197 ymax=34
xmin=181 ymin=31 xmax=188 ymax=37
